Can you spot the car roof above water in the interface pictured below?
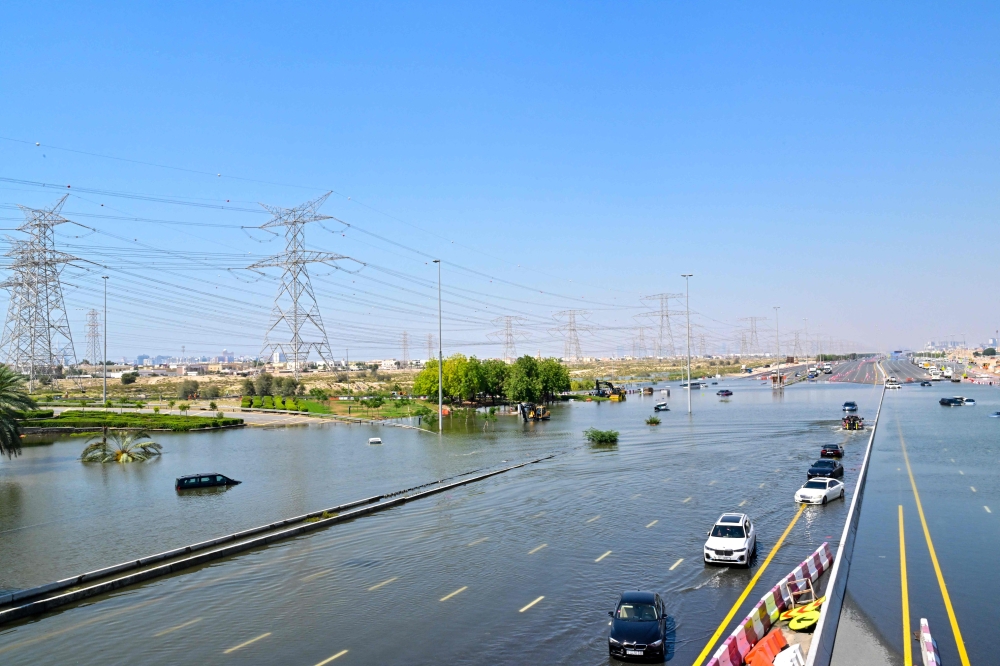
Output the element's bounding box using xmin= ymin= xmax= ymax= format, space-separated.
xmin=619 ymin=591 xmax=656 ymax=604
xmin=177 ymin=473 xmax=225 ymax=480
xmin=716 ymin=513 xmax=747 ymax=524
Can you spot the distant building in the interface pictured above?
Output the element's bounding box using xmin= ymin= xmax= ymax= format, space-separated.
xmin=380 ymin=359 xmax=400 ymax=370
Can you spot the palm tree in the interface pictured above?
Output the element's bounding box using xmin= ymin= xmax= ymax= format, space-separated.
xmin=80 ymin=429 xmax=162 ymax=463
xmin=0 ymin=365 xmax=37 ymax=459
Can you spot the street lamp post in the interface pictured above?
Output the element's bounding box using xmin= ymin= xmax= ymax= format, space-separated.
xmin=102 ymin=276 xmax=108 ymax=407
xmin=433 ymin=260 xmax=442 ymax=434
xmin=682 ymin=274 xmax=693 ymax=414
xmin=774 ymin=306 xmax=781 ymax=387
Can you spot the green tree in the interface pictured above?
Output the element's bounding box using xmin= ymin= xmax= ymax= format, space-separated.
xmin=412 ymin=360 xmax=440 ymax=397
xmin=240 ymin=378 xmax=256 ymax=396
xmin=80 ymin=430 xmax=162 ymax=463
xmin=481 ymin=359 xmax=509 ymax=402
xmin=505 ymin=355 xmax=542 ymax=403
xmin=442 ymin=354 xmax=468 ymax=399
xmin=208 ymin=401 xmax=217 ymax=410
xmin=177 ymin=379 xmax=199 ymax=399
xmin=538 ymin=358 xmax=571 ymax=402
xmin=254 ymin=372 xmax=273 ymax=397
xmin=0 ymin=366 xmax=37 ymax=459
xmin=120 ymin=372 xmax=139 ymax=385
xmin=167 ymin=399 xmax=176 ymax=411
xmin=177 ymin=402 xmax=190 ymax=415
xmin=460 ymin=357 xmax=486 ymax=401
xmin=201 ymin=384 xmax=221 ymax=399
xmin=309 ymin=387 xmax=329 ymax=400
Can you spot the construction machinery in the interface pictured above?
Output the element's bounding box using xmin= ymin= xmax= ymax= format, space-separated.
xmin=595 ymin=380 xmax=627 ymax=402
xmin=518 ymin=402 xmax=551 ymax=422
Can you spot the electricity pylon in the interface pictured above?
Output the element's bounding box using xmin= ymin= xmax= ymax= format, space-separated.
xmin=554 ymin=310 xmax=586 ymax=361
xmin=739 ymin=317 xmax=767 ymax=355
xmin=86 ymin=309 xmax=101 ymax=366
xmin=490 ymin=315 xmax=526 ymax=363
xmin=0 ymin=195 xmax=81 ymax=389
xmin=248 ymin=192 xmax=361 ymax=379
xmin=640 ymin=293 xmax=681 ymax=357
xmin=401 ymin=331 xmax=409 ymax=366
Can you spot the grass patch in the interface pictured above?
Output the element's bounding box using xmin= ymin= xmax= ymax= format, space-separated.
xmin=645 ymin=416 xmax=661 ymax=425
xmin=24 ymin=410 xmax=243 ymax=432
xmin=584 ymin=428 xmax=619 ymax=445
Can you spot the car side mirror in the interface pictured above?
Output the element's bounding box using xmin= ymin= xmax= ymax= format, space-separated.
xmin=608 ymin=611 xmax=614 ymax=617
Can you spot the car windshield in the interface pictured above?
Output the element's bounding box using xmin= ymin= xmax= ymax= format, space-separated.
xmin=804 ymin=481 xmax=827 ymax=489
xmin=616 ymin=603 xmax=658 ymax=622
xmin=711 ymin=525 xmax=746 ymax=538
xmin=814 ymin=460 xmax=836 ymax=468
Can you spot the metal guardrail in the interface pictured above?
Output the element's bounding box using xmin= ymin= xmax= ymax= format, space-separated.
xmin=805 ymin=363 xmax=888 ymax=665
xmin=0 ymin=455 xmax=553 ymax=625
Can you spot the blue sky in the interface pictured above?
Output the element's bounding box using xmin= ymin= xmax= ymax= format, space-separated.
xmin=1 ymin=2 xmax=998 ymax=360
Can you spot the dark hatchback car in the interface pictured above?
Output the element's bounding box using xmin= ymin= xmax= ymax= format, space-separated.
xmin=608 ymin=591 xmax=668 ymax=661
xmin=807 ymin=459 xmax=843 ymax=479
xmin=820 ymin=443 xmax=844 ymax=458
xmin=175 ymin=473 xmax=241 ymax=490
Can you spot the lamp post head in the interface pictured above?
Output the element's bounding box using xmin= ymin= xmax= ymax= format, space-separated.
xmin=432 ymin=259 xmax=440 ymax=264
xmin=681 ymin=273 xmax=692 ymax=278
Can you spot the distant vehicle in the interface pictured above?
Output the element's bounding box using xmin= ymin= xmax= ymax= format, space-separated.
xmin=807 ymin=459 xmax=844 ymax=479
xmin=885 ymin=377 xmax=901 ymax=389
xmin=595 ymin=380 xmax=627 ymax=402
xmin=175 ymin=473 xmax=241 ymax=490
xmin=990 ymin=412 xmax=1000 ymax=418
xmin=920 ymin=381 xmax=932 ymax=387
xmin=607 ymin=591 xmax=668 ymax=661
xmin=842 ymin=401 xmax=858 ymax=412
xmin=518 ymin=403 xmax=550 ymax=421
xmin=842 ymin=415 xmax=864 ymax=430
xmin=820 ymin=443 xmax=844 ymax=458
xmin=717 ymin=389 xmax=733 ymax=397
xmin=939 ymin=397 xmax=963 ymax=406
xmin=654 ymin=402 xmax=669 ymax=412
xmin=704 ymin=513 xmax=756 ymax=567
xmin=679 ymin=381 xmax=705 ymax=389
xmin=808 ymin=372 xmax=818 ymax=379
xmin=794 ymin=478 xmax=845 ymax=505
xmin=808 ymin=366 xmax=818 ymax=374
xmin=963 ymin=397 xmax=976 ymax=405
xmin=368 ymin=437 xmax=383 ymax=445
xmin=823 ymin=363 xmax=833 ymax=374
xmin=642 ymin=387 xmax=654 ymax=395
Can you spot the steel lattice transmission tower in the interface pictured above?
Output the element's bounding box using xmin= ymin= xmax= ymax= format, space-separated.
xmin=248 ymin=193 xmax=360 ymax=379
xmin=490 ymin=315 xmax=526 ymax=363
xmin=401 ymin=331 xmax=409 ymax=366
xmin=554 ymin=310 xmax=586 ymax=362
xmin=739 ymin=317 xmax=767 ymax=355
xmin=641 ymin=293 xmax=681 ymax=357
xmin=85 ymin=309 xmax=102 ymax=366
xmin=0 ymin=195 xmax=81 ymax=387
xmin=427 ymin=333 xmax=434 ymax=363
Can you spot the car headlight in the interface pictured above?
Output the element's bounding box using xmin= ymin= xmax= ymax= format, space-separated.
xmin=734 ymin=547 xmax=746 ymax=552
xmin=650 ymin=639 xmax=663 ymax=647
xmin=609 ymin=637 xmax=621 ymax=645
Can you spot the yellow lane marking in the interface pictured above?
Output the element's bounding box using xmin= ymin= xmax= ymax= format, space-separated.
xmin=669 ymin=558 xmax=684 ymax=571
xmin=951 ymin=458 xmax=956 ymax=463
xmin=532 ymin=511 xmax=546 ymax=518
xmin=708 ymin=480 xmax=717 ymax=486
xmin=970 ymin=486 xmax=977 ymax=493
xmin=595 ymin=550 xmax=612 ymax=562
xmin=958 ymin=470 xmax=964 ymax=475
xmin=440 ymin=586 xmax=468 ymax=601
xmin=759 ymin=483 xmax=765 ymax=488
xmin=986 ymin=506 xmax=993 ymax=514
xmin=467 ymin=537 xmax=489 ymax=546
xmin=314 ymin=649 xmax=349 ymax=665
xmin=646 ymin=520 xmax=658 ymax=528
xmin=662 ymin=477 xmax=671 ymax=482
xmin=631 ymin=493 xmax=642 ymax=499
xmin=528 ymin=543 xmax=547 ymax=554
xmin=301 ymin=569 xmax=333 ymax=582
xmin=155 ymin=617 xmax=203 ymax=637
xmin=692 ymin=503 xmax=806 ymax=666
xmin=519 ymin=596 xmax=544 ymax=612
xmin=682 ymin=497 xmax=692 ymax=503
xmin=738 ymin=500 xmax=747 ymax=507
xmin=899 ymin=422 xmax=971 ymax=666
xmin=900 ymin=506 xmax=912 ymax=666
xmin=586 ymin=515 xmax=601 ymax=523
xmin=224 ymin=632 xmax=271 ymax=654
xmin=368 ymin=576 xmax=398 ymax=591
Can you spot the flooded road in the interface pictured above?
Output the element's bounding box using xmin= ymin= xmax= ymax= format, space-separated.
xmin=0 ymin=380 xmax=877 ymax=664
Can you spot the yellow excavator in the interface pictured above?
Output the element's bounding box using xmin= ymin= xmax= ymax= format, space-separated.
xmin=595 ymin=380 xmax=627 ymax=402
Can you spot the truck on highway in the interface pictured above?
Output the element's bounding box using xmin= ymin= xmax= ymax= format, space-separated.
xmin=823 ymin=363 xmax=832 ymax=374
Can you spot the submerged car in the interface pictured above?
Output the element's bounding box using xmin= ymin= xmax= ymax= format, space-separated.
xmin=654 ymin=402 xmax=670 ymax=412
xmin=717 ymin=389 xmax=733 ymax=397
xmin=842 ymin=401 xmax=858 ymax=412
xmin=607 ymin=591 xmax=668 ymax=661
xmin=820 ymin=443 xmax=844 ymax=458
xmin=807 ymin=459 xmax=844 ymax=479
xmin=175 ymin=473 xmax=241 ymax=490
xmin=794 ymin=477 xmax=845 ymax=505
xmin=939 ymin=397 xmax=963 ymax=406
xmin=920 ymin=381 xmax=932 ymax=387
xmin=704 ymin=513 xmax=756 ymax=567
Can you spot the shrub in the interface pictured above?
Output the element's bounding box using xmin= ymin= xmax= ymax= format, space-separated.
xmin=584 ymin=428 xmax=619 ymax=445
xmin=208 ymin=401 xmax=217 ymax=410
xmin=252 ymin=396 xmax=262 ymax=408
xmin=646 ymin=416 xmax=661 ymax=426
xmin=241 ymin=396 xmax=252 ymax=408
xmin=262 ymin=396 xmax=274 ymax=409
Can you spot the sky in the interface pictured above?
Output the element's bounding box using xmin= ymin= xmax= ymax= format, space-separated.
xmin=0 ymin=1 xmax=998 ymax=362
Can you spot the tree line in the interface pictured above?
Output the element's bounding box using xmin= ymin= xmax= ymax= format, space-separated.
xmin=412 ymin=355 xmax=570 ymax=404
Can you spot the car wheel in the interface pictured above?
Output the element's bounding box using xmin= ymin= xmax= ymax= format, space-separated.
xmin=822 ymin=496 xmax=828 ymax=505
xmin=840 ymin=489 xmax=845 ymax=499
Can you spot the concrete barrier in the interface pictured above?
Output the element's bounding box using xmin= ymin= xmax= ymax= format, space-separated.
xmin=804 ymin=364 xmax=888 ymax=666
xmin=0 ymin=455 xmax=552 ymax=625
xmin=919 ymin=618 xmax=940 ymax=666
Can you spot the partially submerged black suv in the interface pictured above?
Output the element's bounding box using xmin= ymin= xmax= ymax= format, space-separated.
xmin=175 ymin=473 xmax=241 ymax=490
xmin=608 ymin=591 xmax=668 ymax=661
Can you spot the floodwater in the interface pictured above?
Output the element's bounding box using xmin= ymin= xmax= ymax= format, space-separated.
xmin=833 ymin=381 xmax=1000 ymax=666
xmin=0 ymin=380 xmax=876 ymax=665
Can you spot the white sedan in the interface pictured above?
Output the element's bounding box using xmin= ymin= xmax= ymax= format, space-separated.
xmin=794 ymin=477 xmax=845 ymax=505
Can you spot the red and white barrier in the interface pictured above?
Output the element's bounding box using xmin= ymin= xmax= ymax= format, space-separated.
xmin=919 ymin=618 xmax=939 ymax=666
xmin=706 ymin=542 xmax=834 ymax=666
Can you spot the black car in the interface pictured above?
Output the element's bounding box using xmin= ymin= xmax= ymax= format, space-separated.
xmin=920 ymin=381 xmax=932 ymax=387
xmin=842 ymin=401 xmax=858 ymax=412
xmin=807 ymin=459 xmax=844 ymax=479
xmin=939 ymin=397 xmax=963 ymax=406
xmin=608 ymin=591 xmax=668 ymax=661
xmin=175 ymin=473 xmax=241 ymax=490
xmin=820 ymin=443 xmax=844 ymax=458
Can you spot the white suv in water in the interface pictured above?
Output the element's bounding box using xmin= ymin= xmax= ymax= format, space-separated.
xmin=704 ymin=513 xmax=756 ymax=567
